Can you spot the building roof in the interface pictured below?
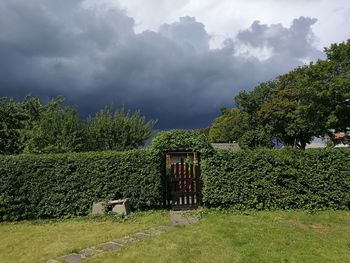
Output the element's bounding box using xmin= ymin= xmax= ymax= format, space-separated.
xmin=334 ymin=133 xmax=350 ymax=140
xmin=211 ymin=143 xmax=240 ymax=150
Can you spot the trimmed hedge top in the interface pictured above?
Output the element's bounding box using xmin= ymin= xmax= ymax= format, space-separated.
xmin=150 ymin=130 xmax=213 ymax=156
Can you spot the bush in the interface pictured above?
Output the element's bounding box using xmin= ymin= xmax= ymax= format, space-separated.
xmin=24 ymin=107 xmax=85 ymax=154
xmin=0 ymin=150 xmax=162 ymax=221
xmin=150 ymin=130 xmax=213 ymax=157
xmin=86 ymin=106 xmax=156 ymax=152
xmin=202 ymin=148 xmax=350 ymax=210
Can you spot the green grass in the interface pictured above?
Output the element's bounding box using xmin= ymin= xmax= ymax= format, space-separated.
xmin=90 ymin=210 xmax=350 ymax=263
xmin=1 ymin=210 xmax=350 ymax=263
xmin=0 ymin=210 xmax=170 ymax=263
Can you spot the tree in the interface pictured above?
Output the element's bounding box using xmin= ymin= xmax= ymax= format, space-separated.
xmin=0 ymin=96 xmax=157 ymax=154
xmin=238 ymin=128 xmax=274 ymax=149
xmin=235 ymin=39 xmax=350 ymax=149
xmin=0 ymin=97 xmax=27 ymax=155
xmin=235 ymin=80 xmax=278 ymax=126
xmin=24 ymin=106 xmax=85 ymax=153
xmin=195 ymin=127 xmax=210 ymax=137
xmin=257 ymin=68 xmax=318 ymax=149
xmin=322 ymin=40 xmax=350 ymax=134
xmin=209 ymin=108 xmax=250 ymax=143
xmin=0 ymin=95 xmax=62 ymax=154
xmin=86 ymin=106 xmax=156 ymax=151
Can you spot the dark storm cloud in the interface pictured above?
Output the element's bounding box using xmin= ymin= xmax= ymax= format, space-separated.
xmin=0 ymin=0 xmax=323 ymax=128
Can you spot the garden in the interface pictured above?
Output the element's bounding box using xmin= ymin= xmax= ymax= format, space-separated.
xmin=1 ymin=210 xmax=350 ymax=262
xmin=0 ymin=130 xmax=349 ymax=262
xmin=1 ymin=40 xmax=349 ymax=262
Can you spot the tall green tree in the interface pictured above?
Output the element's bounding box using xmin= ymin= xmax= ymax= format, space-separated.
xmin=209 ymin=108 xmax=250 ymax=143
xmin=24 ymin=106 xmax=85 ymax=154
xmin=0 ymin=96 xmax=62 ymax=154
xmin=238 ymin=128 xmax=274 ymax=149
xmin=235 ymin=80 xmax=278 ymax=126
xmin=0 ymin=97 xmax=27 ymax=155
xmin=321 ymin=40 xmax=350 ymax=134
xmin=1 ymin=95 xmax=157 ymax=154
xmin=257 ymin=68 xmax=317 ymax=149
xmin=238 ymin=39 xmax=350 ymax=149
xmin=86 ymin=106 xmax=156 ymax=151
xmin=210 ymin=40 xmax=350 ymax=149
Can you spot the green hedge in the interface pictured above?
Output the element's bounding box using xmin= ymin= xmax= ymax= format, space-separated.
xmin=150 ymin=130 xmax=214 ymax=157
xmin=2 ymin=133 xmax=350 ymax=221
xmin=0 ymin=150 xmax=162 ymax=221
xmin=202 ymin=148 xmax=350 ymax=210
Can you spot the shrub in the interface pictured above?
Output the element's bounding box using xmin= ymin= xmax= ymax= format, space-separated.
xmin=24 ymin=107 xmax=85 ymax=154
xmin=86 ymin=106 xmax=156 ymax=152
xmin=202 ymin=148 xmax=350 ymax=210
xmin=150 ymin=130 xmax=213 ymax=157
xmin=0 ymin=150 xmax=162 ymax=221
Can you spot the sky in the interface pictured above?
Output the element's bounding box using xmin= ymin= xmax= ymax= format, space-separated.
xmin=0 ymin=0 xmax=349 ymax=129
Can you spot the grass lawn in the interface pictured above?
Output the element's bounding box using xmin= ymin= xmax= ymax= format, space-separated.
xmin=1 ymin=210 xmax=349 ymax=263
xmin=89 ymin=210 xmax=350 ymax=263
xmin=0 ymin=210 xmax=170 ymax=263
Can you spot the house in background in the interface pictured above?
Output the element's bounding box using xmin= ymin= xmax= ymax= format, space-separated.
xmin=211 ymin=143 xmax=241 ymax=150
xmin=306 ymin=132 xmax=350 ymax=149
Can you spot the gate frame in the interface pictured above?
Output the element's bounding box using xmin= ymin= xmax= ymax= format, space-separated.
xmin=163 ymin=150 xmax=203 ymax=210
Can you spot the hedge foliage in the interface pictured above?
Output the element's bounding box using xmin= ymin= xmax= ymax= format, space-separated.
xmin=202 ymin=148 xmax=350 ymax=210
xmin=0 ymin=150 xmax=162 ymax=221
xmin=150 ymin=130 xmax=213 ymax=156
xmin=1 ymin=129 xmax=350 ymax=221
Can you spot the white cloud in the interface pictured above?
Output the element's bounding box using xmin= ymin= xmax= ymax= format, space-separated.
xmin=113 ymin=0 xmax=350 ymax=49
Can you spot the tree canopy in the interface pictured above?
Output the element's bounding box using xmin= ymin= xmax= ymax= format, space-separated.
xmin=209 ymin=39 xmax=350 ymax=149
xmin=86 ymin=106 xmax=156 ymax=152
xmin=208 ymin=108 xmax=250 ymax=143
xmin=0 ymin=96 xmax=156 ymax=154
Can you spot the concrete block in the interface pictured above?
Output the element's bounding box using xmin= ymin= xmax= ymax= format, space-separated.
xmin=79 ymin=247 xmax=99 ymax=257
xmin=92 ymin=202 xmax=105 ymax=216
xmin=60 ymin=253 xmax=83 ymax=263
xmin=110 ymin=199 xmax=130 ymax=215
xmin=98 ymin=241 xmax=121 ymax=251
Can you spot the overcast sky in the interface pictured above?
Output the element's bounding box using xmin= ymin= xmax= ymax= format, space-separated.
xmin=1 ymin=0 xmax=349 ymax=129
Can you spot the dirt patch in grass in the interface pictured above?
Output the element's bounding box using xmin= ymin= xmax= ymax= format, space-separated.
xmin=285 ymin=219 xmax=329 ymax=233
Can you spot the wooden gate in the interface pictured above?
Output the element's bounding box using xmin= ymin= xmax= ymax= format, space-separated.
xmin=164 ymin=151 xmax=202 ymax=210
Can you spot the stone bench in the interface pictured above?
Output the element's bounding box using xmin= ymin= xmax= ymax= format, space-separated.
xmin=92 ymin=199 xmax=130 ymax=216
xmin=109 ymin=199 xmax=130 ymax=215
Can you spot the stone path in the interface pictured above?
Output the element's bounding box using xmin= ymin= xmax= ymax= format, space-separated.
xmin=44 ymin=211 xmax=199 ymax=263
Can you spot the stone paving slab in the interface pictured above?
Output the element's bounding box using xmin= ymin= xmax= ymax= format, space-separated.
xmin=98 ymin=241 xmax=122 ymax=251
xmin=79 ymin=247 xmax=99 ymax=257
xmin=170 ymin=211 xmax=200 ymax=226
xmin=130 ymin=232 xmax=150 ymax=240
xmin=46 ymin=211 xmax=200 ymax=263
xmin=113 ymin=235 xmax=137 ymax=245
xmin=60 ymin=253 xmax=84 ymax=263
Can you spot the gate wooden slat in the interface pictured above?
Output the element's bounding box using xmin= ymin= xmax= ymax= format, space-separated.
xmin=165 ymin=152 xmax=202 ymax=210
xmin=196 ymin=164 xmax=201 ymax=205
xmin=171 ymin=164 xmax=175 ymax=206
xmin=185 ymin=161 xmax=190 ymax=205
xmin=176 ymin=162 xmax=180 ymax=206
xmin=180 ymin=160 xmax=183 ymax=205
xmin=191 ymin=164 xmax=196 ymax=205
xmin=194 ymin=164 xmax=197 ymax=205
